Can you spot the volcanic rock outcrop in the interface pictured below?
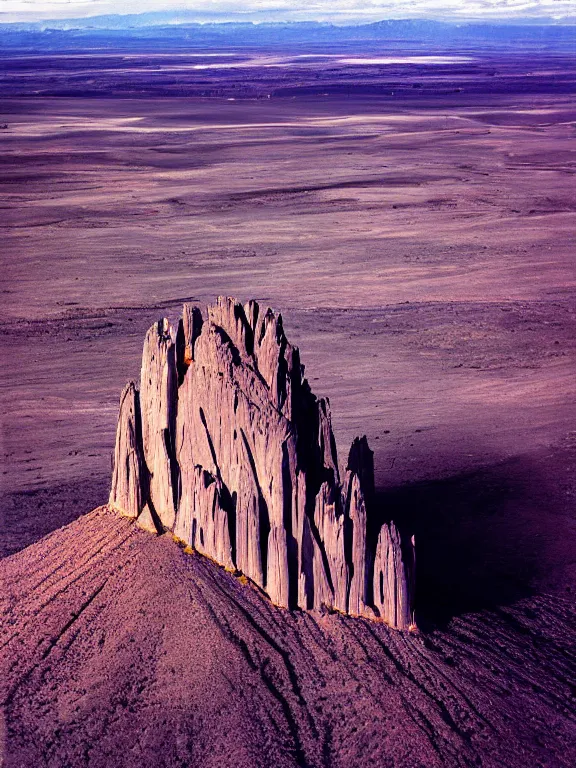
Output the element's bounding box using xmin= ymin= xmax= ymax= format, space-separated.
xmin=109 ymin=297 xmax=415 ymax=628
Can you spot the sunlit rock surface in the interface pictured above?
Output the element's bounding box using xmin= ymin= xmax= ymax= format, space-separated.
xmin=110 ymin=297 xmax=415 ymax=628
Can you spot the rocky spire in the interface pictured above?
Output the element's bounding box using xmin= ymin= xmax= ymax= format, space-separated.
xmin=109 ymin=298 xmax=416 ymax=629
xmin=373 ymin=524 xmax=416 ymax=630
xmin=139 ymin=319 xmax=178 ymax=530
xmin=109 ymin=382 xmax=146 ymax=518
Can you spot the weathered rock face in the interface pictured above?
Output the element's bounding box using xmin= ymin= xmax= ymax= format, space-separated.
xmin=373 ymin=524 xmax=416 ymax=630
xmin=109 ymin=382 xmax=145 ymax=519
xmin=139 ymin=319 xmax=178 ymax=530
xmin=110 ymin=297 xmax=415 ymax=628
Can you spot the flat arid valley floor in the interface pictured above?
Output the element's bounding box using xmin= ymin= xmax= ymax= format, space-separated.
xmin=1 ymin=50 xmax=575 ymax=766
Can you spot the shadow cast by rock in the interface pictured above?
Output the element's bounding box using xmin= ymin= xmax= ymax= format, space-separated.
xmin=375 ymin=452 xmax=566 ymax=629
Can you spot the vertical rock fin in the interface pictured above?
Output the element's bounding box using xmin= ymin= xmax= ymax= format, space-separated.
xmin=139 ymin=318 xmax=178 ymax=530
xmin=109 ymin=382 xmax=146 ymax=518
xmin=373 ymin=523 xmax=416 ymax=630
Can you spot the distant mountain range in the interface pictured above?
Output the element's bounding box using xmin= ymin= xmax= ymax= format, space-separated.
xmin=0 ymin=17 xmax=574 ymax=51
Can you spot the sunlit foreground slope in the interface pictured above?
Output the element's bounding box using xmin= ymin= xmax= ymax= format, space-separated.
xmin=1 ymin=508 xmax=574 ymax=767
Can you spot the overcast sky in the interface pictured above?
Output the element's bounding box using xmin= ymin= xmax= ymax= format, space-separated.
xmin=1 ymin=0 xmax=575 ymax=23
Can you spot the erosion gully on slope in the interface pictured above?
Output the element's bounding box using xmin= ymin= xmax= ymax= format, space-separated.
xmin=1 ymin=509 xmax=574 ymax=767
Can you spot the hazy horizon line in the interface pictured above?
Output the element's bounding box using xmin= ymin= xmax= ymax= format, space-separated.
xmin=1 ymin=0 xmax=576 ymax=28
xmin=1 ymin=13 xmax=575 ymax=28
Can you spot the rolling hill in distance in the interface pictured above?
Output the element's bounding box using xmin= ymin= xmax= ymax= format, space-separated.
xmin=1 ymin=16 xmax=575 ymax=51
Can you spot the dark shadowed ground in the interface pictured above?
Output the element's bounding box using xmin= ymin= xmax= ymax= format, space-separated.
xmin=1 ymin=48 xmax=575 ymax=767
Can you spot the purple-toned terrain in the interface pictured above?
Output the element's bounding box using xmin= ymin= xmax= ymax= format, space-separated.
xmin=1 ymin=25 xmax=575 ymax=768
xmin=2 ymin=509 xmax=574 ymax=767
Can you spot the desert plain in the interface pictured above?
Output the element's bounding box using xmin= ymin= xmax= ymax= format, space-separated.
xmin=1 ymin=48 xmax=575 ymax=766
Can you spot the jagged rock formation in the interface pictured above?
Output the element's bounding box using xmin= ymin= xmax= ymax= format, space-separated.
xmin=110 ymin=297 xmax=415 ymax=628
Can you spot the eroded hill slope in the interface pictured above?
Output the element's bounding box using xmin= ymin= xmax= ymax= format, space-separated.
xmin=1 ymin=508 xmax=574 ymax=768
